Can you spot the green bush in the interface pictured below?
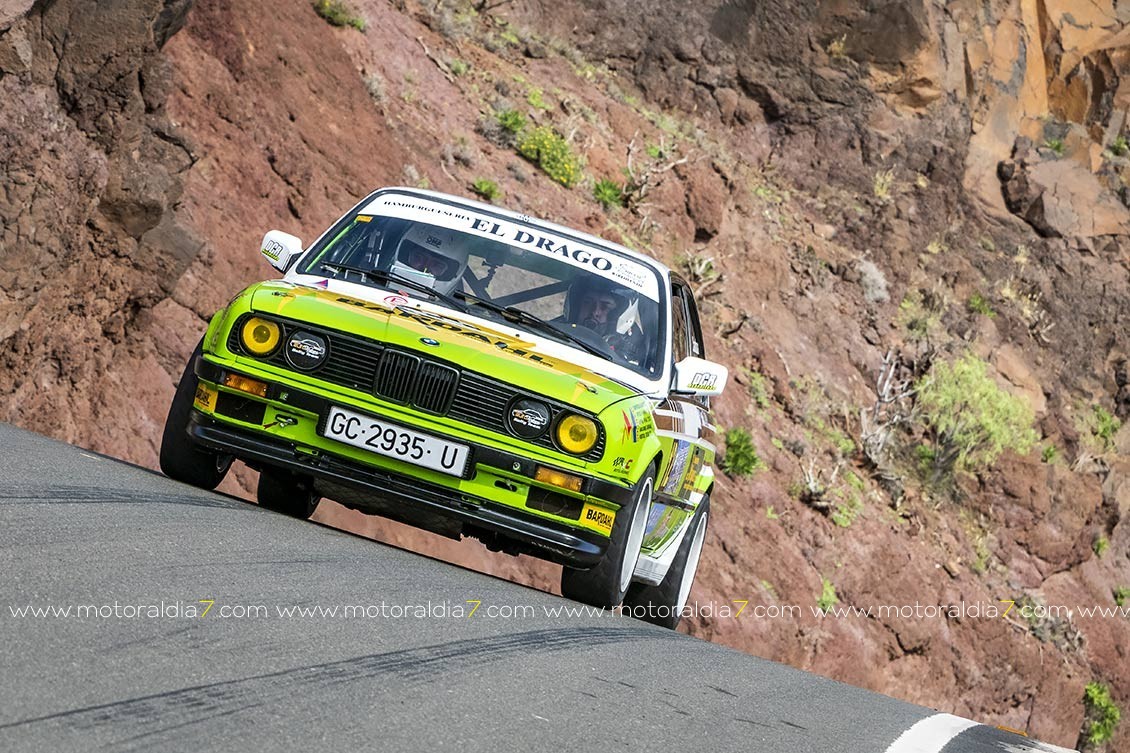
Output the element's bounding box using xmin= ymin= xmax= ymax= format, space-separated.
xmin=721 ymin=428 xmax=762 ymax=477
xmin=312 ymin=0 xmax=366 ymax=30
xmin=1113 ymin=587 xmax=1129 ymax=607
xmin=517 ymin=126 xmax=583 ymax=188
xmin=471 ymin=179 xmax=499 ymax=202
xmin=526 ymin=87 xmax=551 ymax=111
xmin=1092 ymin=405 xmax=1121 ymax=452
xmin=495 ymin=109 xmax=527 ymax=135
xmin=967 ymin=292 xmax=996 ymax=318
xmin=592 ymin=178 xmax=624 ymax=210
xmin=742 ymin=368 xmax=771 ymax=409
xmin=449 ymin=59 xmax=469 ymax=77
xmin=816 ymin=579 xmax=838 ymax=612
xmin=1082 ymin=682 xmax=1121 ymax=746
xmin=831 ymin=493 xmax=862 ymax=528
xmin=914 ymin=354 xmax=1038 ymax=478
xmin=1093 ymin=536 xmax=1110 ymax=557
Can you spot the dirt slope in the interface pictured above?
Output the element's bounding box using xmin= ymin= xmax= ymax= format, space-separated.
xmin=1 ymin=0 xmax=1128 ymax=748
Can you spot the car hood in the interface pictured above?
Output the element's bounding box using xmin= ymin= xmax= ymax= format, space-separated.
xmin=247 ymin=280 xmax=641 ymax=414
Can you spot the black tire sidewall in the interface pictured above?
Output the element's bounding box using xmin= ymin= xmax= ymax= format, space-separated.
xmin=159 ymin=340 xmax=231 ymax=490
xmin=560 ymin=466 xmax=656 ymax=609
xmin=257 ymin=468 xmax=320 ymax=519
xmin=623 ymin=494 xmax=710 ymax=629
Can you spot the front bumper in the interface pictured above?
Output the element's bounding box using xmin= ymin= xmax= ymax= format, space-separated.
xmin=189 ymin=356 xmax=629 ymax=567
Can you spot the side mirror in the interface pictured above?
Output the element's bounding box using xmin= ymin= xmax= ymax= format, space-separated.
xmin=260 ymin=230 xmax=304 ymax=273
xmin=673 ymin=357 xmax=729 ymax=397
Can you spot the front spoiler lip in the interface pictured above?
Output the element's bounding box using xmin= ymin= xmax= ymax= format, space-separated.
xmin=186 ymin=411 xmax=608 ymax=567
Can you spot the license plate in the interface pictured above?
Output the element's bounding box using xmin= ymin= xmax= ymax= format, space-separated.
xmin=322 ymin=406 xmax=470 ymax=477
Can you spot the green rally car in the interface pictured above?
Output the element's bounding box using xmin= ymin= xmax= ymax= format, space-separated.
xmin=160 ymin=188 xmax=729 ymax=626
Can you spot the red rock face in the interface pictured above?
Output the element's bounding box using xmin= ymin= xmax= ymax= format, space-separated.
xmin=2 ymin=0 xmax=1129 ymax=748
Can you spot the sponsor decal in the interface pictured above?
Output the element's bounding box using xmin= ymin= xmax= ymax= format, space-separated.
xmin=313 ymin=279 xmax=330 ymax=288
xmin=261 ymin=238 xmax=286 ymax=261
xmin=622 ymin=402 xmax=654 ymax=443
xmin=508 ymin=399 xmax=549 ymax=438
xmin=661 ymin=439 xmax=693 ymax=496
xmin=285 ymin=331 xmax=328 ymax=371
xmin=611 ymin=456 xmax=635 ymax=473
xmin=688 ymin=370 xmax=719 ymax=392
xmin=643 ymin=504 xmax=681 ymax=543
xmin=384 ymin=294 xmax=409 ymax=305
xmin=581 ymin=504 xmax=615 ymax=535
xmin=679 ymin=448 xmax=705 ymax=499
xmin=334 ymin=296 xmax=556 ymax=367
xmin=193 ymin=383 xmax=217 ymax=412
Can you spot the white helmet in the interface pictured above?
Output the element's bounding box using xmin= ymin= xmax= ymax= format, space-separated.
xmin=393 ymin=224 xmax=469 ymax=295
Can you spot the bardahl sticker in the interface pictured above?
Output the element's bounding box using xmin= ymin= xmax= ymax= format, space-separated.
xmin=582 ymin=504 xmax=615 ymax=535
xmin=362 ymin=196 xmax=660 ymax=302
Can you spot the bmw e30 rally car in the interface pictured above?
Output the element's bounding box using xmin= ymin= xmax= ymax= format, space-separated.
xmin=160 ymin=188 xmax=728 ymax=626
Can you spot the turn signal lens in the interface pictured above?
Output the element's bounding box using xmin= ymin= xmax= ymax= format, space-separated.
xmin=241 ymin=316 xmax=280 ymax=356
xmin=535 ymin=466 xmax=584 ymax=493
xmin=556 ymin=414 xmax=598 ymax=455
xmin=223 ymin=373 xmax=269 ymax=398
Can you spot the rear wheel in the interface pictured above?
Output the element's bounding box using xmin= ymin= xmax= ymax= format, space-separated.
xmin=159 ymin=341 xmax=232 ymax=490
xmin=623 ymin=495 xmax=710 ymax=630
xmin=560 ymin=467 xmax=654 ymax=609
xmin=257 ymin=468 xmax=321 ymax=519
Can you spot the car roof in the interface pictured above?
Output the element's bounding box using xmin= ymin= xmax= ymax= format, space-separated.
xmin=361 ymin=187 xmax=674 ymax=279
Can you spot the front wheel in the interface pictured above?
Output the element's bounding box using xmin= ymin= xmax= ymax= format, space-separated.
xmin=623 ymin=495 xmax=710 ymax=630
xmin=560 ymin=467 xmax=655 ymax=609
xmin=257 ymin=468 xmax=321 ymax=519
xmin=159 ymin=341 xmax=232 ymax=490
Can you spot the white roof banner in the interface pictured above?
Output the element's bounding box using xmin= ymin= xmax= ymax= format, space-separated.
xmin=361 ymin=195 xmax=661 ymax=302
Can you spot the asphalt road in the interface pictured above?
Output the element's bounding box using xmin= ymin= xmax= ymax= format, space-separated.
xmin=0 ymin=423 xmax=1076 ymax=752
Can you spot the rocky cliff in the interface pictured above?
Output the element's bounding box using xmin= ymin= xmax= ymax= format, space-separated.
xmin=1 ymin=0 xmax=1128 ymax=748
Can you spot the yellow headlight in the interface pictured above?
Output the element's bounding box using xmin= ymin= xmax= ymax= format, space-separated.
xmin=556 ymin=414 xmax=598 ymax=455
xmin=241 ymin=317 xmax=280 ymax=356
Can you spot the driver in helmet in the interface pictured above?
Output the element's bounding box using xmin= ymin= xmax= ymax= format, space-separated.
xmin=391 ymin=224 xmax=470 ymax=296
xmin=562 ymin=276 xmax=646 ymax=364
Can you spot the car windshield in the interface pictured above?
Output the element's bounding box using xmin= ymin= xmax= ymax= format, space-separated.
xmin=297 ymin=199 xmax=666 ymax=378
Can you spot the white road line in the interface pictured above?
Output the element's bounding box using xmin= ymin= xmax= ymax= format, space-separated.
xmin=883 ymin=713 xmax=978 ymax=753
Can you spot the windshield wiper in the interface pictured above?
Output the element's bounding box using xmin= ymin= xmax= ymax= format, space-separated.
xmin=455 ymin=292 xmax=609 ymax=360
xmin=318 ymin=263 xmax=468 ymax=312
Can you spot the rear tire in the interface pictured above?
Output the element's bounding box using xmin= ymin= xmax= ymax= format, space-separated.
xmin=159 ymin=341 xmax=232 ymax=490
xmin=623 ymin=495 xmax=710 ymax=630
xmin=560 ymin=467 xmax=654 ymax=609
xmin=257 ymin=468 xmax=321 ymax=519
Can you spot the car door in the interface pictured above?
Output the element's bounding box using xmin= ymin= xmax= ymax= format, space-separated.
xmin=640 ymin=276 xmax=718 ymax=553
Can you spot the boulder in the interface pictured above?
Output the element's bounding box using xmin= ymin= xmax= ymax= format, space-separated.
xmin=999 ymin=154 xmax=1130 ymax=238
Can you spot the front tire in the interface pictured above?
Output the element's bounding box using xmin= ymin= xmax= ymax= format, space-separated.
xmin=560 ymin=467 xmax=655 ymax=609
xmin=623 ymin=495 xmax=710 ymax=630
xmin=257 ymin=468 xmax=321 ymax=519
xmin=159 ymin=341 xmax=232 ymax=490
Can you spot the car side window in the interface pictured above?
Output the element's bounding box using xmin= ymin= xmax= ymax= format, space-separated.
xmin=684 ymin=290 xmax=705 ymax=358
xmin=671 ymin=283 xmax=692 ymax=364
